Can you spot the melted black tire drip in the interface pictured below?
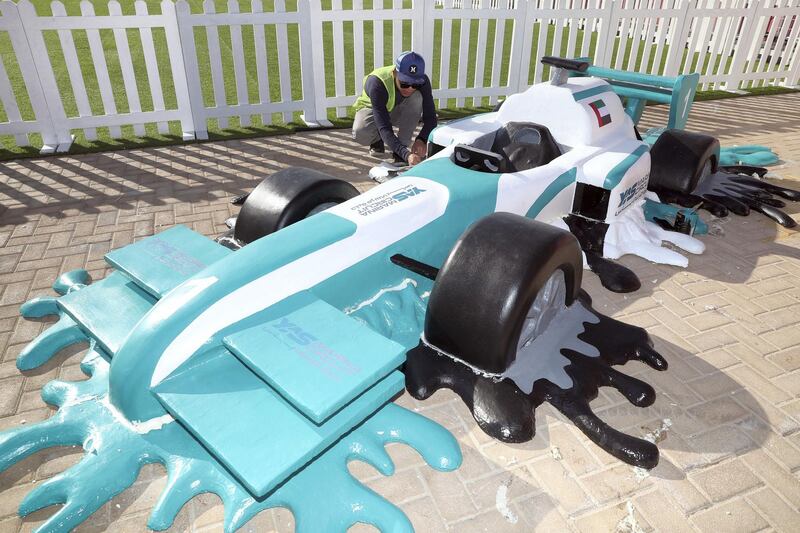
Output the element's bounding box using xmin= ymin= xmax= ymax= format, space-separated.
xmin=563 ymin=215 xmax=642 ymax=294
xmin=584 ymin=252 xmax=641 ymax=293
xmin=405 ymin=291 xmax=667 ymax=469
xmin=660 ymin=169 xmax=800 ymax=228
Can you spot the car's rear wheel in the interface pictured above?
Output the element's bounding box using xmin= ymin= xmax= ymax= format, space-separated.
xmin=219 ymin=167 xmax=359 ymax=249
xmin=648 ymin=129 xmax=719 ymax=195
xmin=423 ymin=213 xmax=583 ymax=374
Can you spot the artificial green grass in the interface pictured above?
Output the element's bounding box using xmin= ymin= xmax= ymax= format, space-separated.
xmin=0 ymin=0 xmax=796 ymax=161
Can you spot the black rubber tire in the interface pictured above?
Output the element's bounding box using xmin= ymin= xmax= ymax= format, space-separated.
xmin=234 ymin=167 xmax=359 ymax=244
xmin=424 ymin=213 xmax=583 ymax=374
xmin=648 ymin=129 xmax=719 ymax=195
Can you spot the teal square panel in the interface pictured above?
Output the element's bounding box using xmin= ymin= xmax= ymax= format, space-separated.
xmin=58 ymin=272 xmax=156 ymax=356
xmin=223 ymin=297 xmax=406 ymax=424
xmin=105 ymin=225 xmax=230 ymax=299
xmin=153 ymin=348 xmax=404 ymax=497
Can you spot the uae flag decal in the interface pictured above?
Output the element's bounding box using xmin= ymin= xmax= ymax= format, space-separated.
xmin=589 ymin=99 xmax=612 ymax=127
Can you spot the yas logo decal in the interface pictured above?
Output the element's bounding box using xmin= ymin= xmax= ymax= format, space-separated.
xmin=270 ymin=318 xmax=360 ymax=380
xmin=352 ymin=184 xmax=427 ymax=216
xmin=615 ymin=175 xmax=649 ymax=215
xmin=391 ymin=186 xmax=425 ymax=202
xmin=588 ymin=99 xmax=612 ymax=127
xmin=272 ymin=317 xmax=315 ymax=345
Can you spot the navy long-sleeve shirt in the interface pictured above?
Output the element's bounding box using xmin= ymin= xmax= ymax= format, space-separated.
xmin=364 ymin=74 xmax=437 ymax=162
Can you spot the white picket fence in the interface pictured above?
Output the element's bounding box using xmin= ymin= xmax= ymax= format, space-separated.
xmin=0 ymin=0 xmax=798 ymax=153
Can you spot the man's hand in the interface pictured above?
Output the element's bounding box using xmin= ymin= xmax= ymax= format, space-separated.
xmin=411 ymin=139 xmax=427 ymax=158
xmin=407 ymin=153 xmax=422 ymax=166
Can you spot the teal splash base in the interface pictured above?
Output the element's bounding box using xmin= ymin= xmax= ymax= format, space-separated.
xmin=5 ymin=264 xmax=461 ymax=532
xmin=719 ymin=145 xmax=780 ymax=167
xmin=1 ymin=346 xmax=461 ymax=532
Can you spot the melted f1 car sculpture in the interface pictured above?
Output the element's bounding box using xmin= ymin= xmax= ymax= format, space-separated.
xmin=2 ymin=58 xmax=792 ymax=533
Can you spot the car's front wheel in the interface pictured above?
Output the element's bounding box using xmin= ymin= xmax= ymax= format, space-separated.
xmin=423 ymin=212 xmax=583 ymax=374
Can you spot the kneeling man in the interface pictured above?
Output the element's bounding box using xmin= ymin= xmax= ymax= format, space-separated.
xmin=352 ymin=51 xmax=437 ymax=167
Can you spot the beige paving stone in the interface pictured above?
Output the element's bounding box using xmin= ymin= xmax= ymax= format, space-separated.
xmin=0 ymin=376 xmax=22 ymax=417
xmin=685 ymin=369 xmax=744 ymax=401
xmin=728 ymin=364 xmax=792 ymax=404
xmin=419 ymin=462 xmax=477 ymax=523
xmin=689 ymin=459 xmax=763 ymax=503
xmin=767 ymin=346 xmax=800 ymax=372
xmin=463 ymin=468 xmax=541 ymax=513
xmin=686 ymin=424 xmax=756 ymax=465
xmin=691 ymin=498 xmax=769 ymax=533
xmin=634 ymin=489 xmax=695 ymax=533
xmin=527 ymin=458 xmax=594 ymax=515
xmin=747 ymin=487 xmax=800 ymax=532
xmin=397 ymin=496 xmax=446 ymax=533
xmin=574 ymin=501 xmax=653 ymax=533
xmin=582 ymin=463 xmax=653 ymax=504
xmin=515 ymin=492 xmax=572 ymax=530
xmin=740 ymin=449 xmax=800 ymax=508
xmin=725 ymin=342 xmax=785 ymax=379
xmin=687 ymin=396 xmax=752 ymax=428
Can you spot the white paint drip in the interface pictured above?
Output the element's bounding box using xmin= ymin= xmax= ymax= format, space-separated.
xmin=633 ymin=418 xmax=672 ymax=481
xmin=495 ymin=482 xmax=518 ymax=524
xmin=642 ymin=418 xmax=672 ymax=444
xmin=604 ymin=198 xmax=704 ymax=267
xmin=344 ymin=278 xmax=418 ymax=315
xmin=615 ymin=501 xmax=645 ymax=533
xmin=420 ymin=333 xmax=504 ymax=380
xmin=102 ymin=397 xmax=175 ymax=435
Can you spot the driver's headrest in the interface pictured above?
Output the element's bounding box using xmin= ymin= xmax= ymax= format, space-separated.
xmin=491 ymin=122 xmax=561 ymax=172
xmin=452 ymin=122 xmax=562 ymax=173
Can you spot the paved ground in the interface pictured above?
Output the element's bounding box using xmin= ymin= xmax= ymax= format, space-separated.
xmin=1 ymin=93 xmax=800 ymax=533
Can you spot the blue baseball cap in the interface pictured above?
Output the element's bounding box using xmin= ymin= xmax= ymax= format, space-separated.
xmin=395 ymin=51 xmax=426 ymax=85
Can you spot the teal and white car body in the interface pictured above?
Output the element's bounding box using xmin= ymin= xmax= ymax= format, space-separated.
xmin=114 ymin=75 xmax=702 ymax=425
xmin=6 ymin=70 xmax=704 ymax=521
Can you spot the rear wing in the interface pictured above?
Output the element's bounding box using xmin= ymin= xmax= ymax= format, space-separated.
xmin=568 ymin=58 xmax=699 ymax=131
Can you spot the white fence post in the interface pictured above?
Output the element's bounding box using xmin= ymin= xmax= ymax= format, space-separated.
xmin=663 ymin=0 xmax=694 ymax=76
xmin=15 ymin=0 xmax=73 ymax=151
xmin=175 ymin=0 xmax=208 ymax=139
xmin=515 ymin=0 xmax=538 ymax=91
xmin=595 ymin=0 xmax=617 ymax=67
xmin=508 ymin=0 xmax=532 ymax=92
xmin=412 ymin=0 xmax=434 ymax=57
xmin=724 ymin=0 xmax=762 ymax=90
xmin=162 ymin=0 xmax=196 ymax=140
xmin=299 ymin=0 xmax=332 ymax=127
xmin=786 ymin=15 xmax=800 ymax=87
xmin=0 ymin=0 xmax=60 ymax=152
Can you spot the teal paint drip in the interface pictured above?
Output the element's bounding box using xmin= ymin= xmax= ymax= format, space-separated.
xmin=347 ymin=279 xmax=429 ymax=349
xmin=1 ymin=346 xmax=461 ymax=533
xmin=719 ymin=145 xmax=779 ymax=167
xmin=3 ymin=284 xmax=462 ymax=533
xmin=17 ymin=268 xmax=92 ymax=371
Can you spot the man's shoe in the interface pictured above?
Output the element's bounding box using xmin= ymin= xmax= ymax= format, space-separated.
xmin=369 ymin=140 xmax=386 ymax=159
